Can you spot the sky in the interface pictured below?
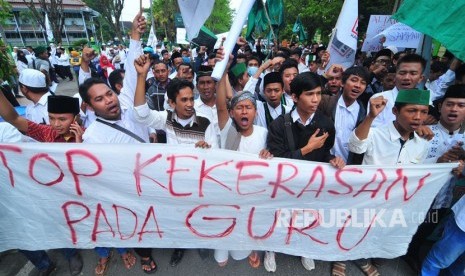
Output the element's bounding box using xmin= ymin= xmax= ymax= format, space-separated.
xmin=121 ymin=0 xmax=242 ymax=21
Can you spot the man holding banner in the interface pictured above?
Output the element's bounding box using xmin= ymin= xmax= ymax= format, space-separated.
xmin=267 ymin=72 xmax=345 ymax=271
xmin=78 ymin=11 xmax=156 ymax=274
xmin=349 ymin=88 xmax=463 ymax=275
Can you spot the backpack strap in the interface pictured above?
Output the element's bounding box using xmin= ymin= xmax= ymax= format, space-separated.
xmin=284 ymin=113 xmax=295 ymax=151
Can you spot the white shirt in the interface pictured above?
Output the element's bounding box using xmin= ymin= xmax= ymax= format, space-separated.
xmin=26 ymin=92 xmax=51 ymax=124
xmin=26 ymin=55 xmax=34 ymax=68
xmin=16 ymin=60 xmax=29 ymax=74
xmin=370 ymin=87 xmax=432 ymax=128
xmin=57 ymin=53 xmax=70 ymax=66
xmin=291 ymin=108 xmax=315 ymax=126
xmin=298 ymin=62 xmax=310 ymax=73
xmin=73 ymin=92 xmax=96 ymax=128
xmin=283 ymin=93 xmax=294 ymax=108
xmin=83 ymin=39 xmax=150 ymax=143
xmin=169 ymin=71 xmax=177 ymax=80
xmin=119 ymin=49 xmax=127 ymax=64
xmin=133 ymin=103 xmax=218 ymax=147
xmin=369 ymin=87 xmax=399 ymax=128
xmin=0 ymin=123 xmax=22 ymax=142
xmin=255 ymin=101 xmax=291 ymax=128
xmin=332 ymin=97 xmax=360 ymax=162
xmin=426 ymin=69 xmax=455 ymax=101
xmin=220 ymin=117 xmax=267 ymax=153
xmin=194 ymin=98 xmax=220 ymax=146
xmin=348 ymin=122 xmax=429 ymax=165
xmin=452 ymin=195 xmax=465 ymax=232
xmin=425 ymin=123 xmax=465 ymax=209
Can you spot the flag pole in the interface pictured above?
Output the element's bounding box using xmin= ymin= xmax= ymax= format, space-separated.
xmin=150 ymin=0 xmax=156 ymax=44
xmin=262 ymin=0 xmax=276 ymax=42
xmin=211 ymin=0 xmax=255 ymax=80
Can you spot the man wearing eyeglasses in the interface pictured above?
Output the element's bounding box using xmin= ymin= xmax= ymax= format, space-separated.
xmin=365 ymin=49 xmax=393 ymax=95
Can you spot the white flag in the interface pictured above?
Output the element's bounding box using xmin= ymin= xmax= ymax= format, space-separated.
xmin=177 ymin=0 xmax=214 ymax=41
xmin=327 ymin=0 xmax=358 ymax=69
xmin=45 ymin=13 xmax=54 ymax=42
xmin=147 ymin=26 xmax=158 ymax=48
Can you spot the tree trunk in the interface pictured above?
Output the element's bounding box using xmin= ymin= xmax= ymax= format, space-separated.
xmin=114 ymin=17 xmax=123 ymax=42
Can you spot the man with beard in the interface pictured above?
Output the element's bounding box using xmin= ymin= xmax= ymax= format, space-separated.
xmin=78 ymin=11 xmax=155 ymax=275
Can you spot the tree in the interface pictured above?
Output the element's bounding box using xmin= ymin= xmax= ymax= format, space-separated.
xmin=0 ymin=0 xmax=12 ymax=25
xmin=151 ymin=0 xmax=232 ymax=44
xmin=84 ymin=0 xmax=125 ymax=42
xmin=152 ymin=0 xmax=178 ymax=42
xmin=204 ymin=0 xmax=232 ymax=34
xmin=281 ymin=0 xmax=395 ymax=45
xmin=22 ymin=0 xmax=65 ymax=44
xmin=0 ymin=1 xmax=15 ymax=81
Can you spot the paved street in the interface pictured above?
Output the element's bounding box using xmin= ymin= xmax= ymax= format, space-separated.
xmin=1 ymin=248 xmax=416 ymax=276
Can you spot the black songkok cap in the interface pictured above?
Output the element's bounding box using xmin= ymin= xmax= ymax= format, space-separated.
xmin=444 ymin=84 xmax=465 ymax=99
xmin=263 ymin=72 xmax=283 ymax=88
xmin=48 ymin=96 xmax=80 ymax=115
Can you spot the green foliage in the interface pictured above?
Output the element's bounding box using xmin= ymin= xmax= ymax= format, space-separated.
xmin=151 ymin=0 xmax=232 ymax=43
xmin=72 ymin=39 xmax=89 ymax=47
xmin=0 ymin=40 xmax=16 ymax=81
xmin=0 ymin=0 xmax=12 ymax=25
xmin=84 ymin=0 xmax=125 ymax=41
xmin=281 ymin=0 xmax=395 ymax=45
xmin=152 ymin=0 xmax=178 ymax=42
xmin=204 ymin=0 xmax=232 ymax=34
xmin=93 ymin=17 xmax=115 ymax=43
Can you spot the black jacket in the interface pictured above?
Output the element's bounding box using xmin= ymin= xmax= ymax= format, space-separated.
xmin=267 ymin=110 xmax=335 ymax=162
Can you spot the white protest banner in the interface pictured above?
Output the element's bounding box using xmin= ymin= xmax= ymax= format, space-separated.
xmin=176 ymin=28 xmax=189 ymax=45
xmin=374 ymin=22 xmax=422 ymax=49
xmin=0 ymin=143 xmax=456 ymax=260
xmin=327 ymin=0 xmax=358 ymax=69
xmin=362 ymin=15 xmax=398 ymax=52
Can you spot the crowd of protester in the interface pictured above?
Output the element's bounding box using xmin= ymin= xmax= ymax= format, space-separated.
xmin=0 ymin=11 xmax=464 ymax=276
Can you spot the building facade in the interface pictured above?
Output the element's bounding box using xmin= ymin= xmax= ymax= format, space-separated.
xmin=1 ymin=0 xmax=98 ymax=46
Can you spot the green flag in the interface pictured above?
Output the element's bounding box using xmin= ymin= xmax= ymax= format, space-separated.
xmin=292 ymin=15 xmax=307 ymax=42
xmin=191 ymin=26 xmax=218 ymax=51
xmin=246 ymin=0 xmax=269 ymax=42
xmin=266 ymin=0 xmax=284 ymax=29
xmin=392 ymin=0 xmax=465 ymax=61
